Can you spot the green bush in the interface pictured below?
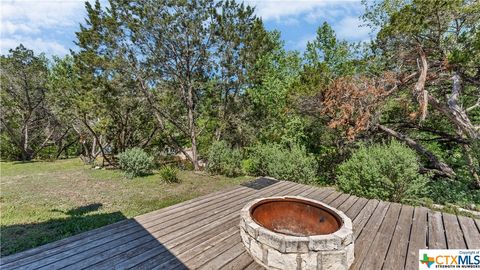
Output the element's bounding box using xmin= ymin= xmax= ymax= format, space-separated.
xmin=159 ymin=166 xmax=179 ymax=183
xmin=247 ymin=143 xmax=317 ymax=184
xmin=206 ymin=141 xmax=243 ymax=177
xmin=118 ymin=148 xmax=154 ymax=178
xmin=336 ymin=140 xmax=428 ymax=203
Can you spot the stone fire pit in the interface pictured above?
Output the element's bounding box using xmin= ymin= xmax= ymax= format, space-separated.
xmin=239 ymin=196 xmax=354 ymax=270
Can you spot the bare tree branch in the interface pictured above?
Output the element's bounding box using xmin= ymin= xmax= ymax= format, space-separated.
xmin=377 ymin=124 xmax=456 ymax=177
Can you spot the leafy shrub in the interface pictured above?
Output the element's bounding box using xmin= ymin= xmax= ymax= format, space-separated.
xmin=206 ymin=141 xmax=243 ymax=177
xmin=159 ymin=166 xmax=179 ymax=183
xmin=118 ymin=148 xmax=154 ymax=178
xmin=336 ymin=140 xmax=428 ymax=203
xmin=247 ymin=143 xmax=317 ymax=184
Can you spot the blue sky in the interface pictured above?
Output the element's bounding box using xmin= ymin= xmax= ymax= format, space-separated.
xmin=0 ymin=0 xmax=371 ymax=57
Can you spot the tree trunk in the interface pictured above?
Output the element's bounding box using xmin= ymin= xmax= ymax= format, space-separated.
xmin=21 ymin=123 xmax=33 ymax=161
xmin=82 ymin=115 xmax=112 ymax=166
xmin=414 ymin=47 xmax=428 ymax=121
xmin=428 ymin=74 xmax=479 ymax=140
xmin=377 ymin=124 xmax=456 ymax=177
xmin=187 ymin=86 xmax=199 ymax=171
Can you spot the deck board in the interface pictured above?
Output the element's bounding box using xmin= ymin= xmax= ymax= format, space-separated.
xmin=443 ymin=213 xmax=467 ymax=249
xmin=2 ymin=178 xmax=479 ymax=270
xmin=405 ymin=207 xmax=428 ymax=269
xmin=359 ymin=202 xmax=402 ymax=270
xmin=383 ymin=204 xmax=414 ymax=270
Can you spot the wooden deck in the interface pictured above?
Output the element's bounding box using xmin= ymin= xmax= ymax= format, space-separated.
xmin=2 ymin=178 xmax=479 ymax=270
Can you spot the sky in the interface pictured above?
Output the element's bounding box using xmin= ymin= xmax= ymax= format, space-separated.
xmin=0 ymin=0 xmax=372 ymax=57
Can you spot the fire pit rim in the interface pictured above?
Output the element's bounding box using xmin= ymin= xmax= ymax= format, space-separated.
xmin=240 ymin=195 xmax=352 ymax=236
xmin=249 ymin=196 xmax=344 ymax=235
xmin=239 ymin=196 xmax=353 ymax=253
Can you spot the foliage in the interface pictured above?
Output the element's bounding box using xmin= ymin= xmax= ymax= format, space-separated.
xmin=304 ymin=22 xmax=360 ymax=77
xmin=0 ymin=134 xmax=21 ymax=161
xmin=206 ymin=141 xmax=243 ymax=177
xmin=117 ymin=148 xmax=154 ymax=178
xmin=246 ymin=34 xmax=305 ymax=146
xmin=75 ymin=0 xmax=274 ymax=170
xmin=0 ymin=45 xmax=67 ymax=161
xmin=337 ymin=140 xmax=428 ymax=203
xmin=159 ymin=166 xmax=180 ymax=183
xmin=247 ymin=143 xmax=318 ymax=184
xmin=320 ymin=73 xmax=398 ymax=139
xmin=425 ymin=176 xmax=480 ymax=210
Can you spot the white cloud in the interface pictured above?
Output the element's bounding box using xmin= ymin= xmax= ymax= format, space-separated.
xmin=246 ymin=0 xmax=328 ymax=21
xmin=0 ymin=0 xmax=93 ymax=56
xmin=0 ymin=20 xmax=39 ymax=35
xmin=1 ymin=0 xmax=87 ymax=28
xmin=0 ymin=37 xmax=69 ymax=56
xmin=245 ymin=0 xmax=360 ymax=22
xmin=334 ymin=16 xmax=370 ymax=41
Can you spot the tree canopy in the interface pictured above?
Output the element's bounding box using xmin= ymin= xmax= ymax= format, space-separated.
xmin=1 ymin=0 xmax=479 ymax=206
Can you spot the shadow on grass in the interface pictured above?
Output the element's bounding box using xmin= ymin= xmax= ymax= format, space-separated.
xmin=1 ymin=204 xmax=188 ymax=269
xmin=51 ymin=203 xmax=103 ymax=216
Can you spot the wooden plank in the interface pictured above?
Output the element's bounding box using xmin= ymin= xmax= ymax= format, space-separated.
xmin=1 ymin=183 xmax=260 ymax=268
xmin=404 ymin=207 xmax=428 ymax=269
xmin=329 ymin=193 xmax=350 ymax=208
xmin=243 ymin=261 xmax=264 ymax=270
xmin=337 ymin=195 xmax=359 ymax=213
xmin=183 ymin=233 xmax=241 ymax=269
xmin=113 ymin=183 xmax=309 ymax=270
xmin=352 ymin=199 xmax=380 ymax=239
xmin=92 ymin=218 xmax=240 ymax=269
xmin=443 ymin=213 xmax=467 ymax=249
xmin=322 ymin=190 xmax=343 ymax=204
xmin=458 ymin=215 xmax=480 ymax=249
xmin=359 ymin=203 xmax=401 ymax=270
xmin=350 ymin=201 xmax=390 ymax=270
xmin=475 ymin=218 xmax=480 ymax=233
xmin=296 ymin=186 xmax=321 ymax=197
xmin=143 ymin=225 xmax=240 ymax=270
xmin=220 ymin=252 xmax=255 ymax=270
xmin=302 ymin=188 xmax=327 ymax=201
xmin=383 ymin=204 xmax=414 ymax=270
xmin=345 ymin=197 xmax=369 ymax=221
xmin=19 ymin=181 xmax=295 ymax=270
xmin=428 ymin=210 xmax=447 ymax=249
xmin=305 ymin=188 xmax=335 ymax=202
xmin=197 ymin=242 xmax=246 ymax=270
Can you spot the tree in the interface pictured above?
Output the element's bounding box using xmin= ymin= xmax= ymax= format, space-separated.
xmin=246 ymin=32 xmax=305 ymax=146
xmin=304 ymin=22 xmax=360 ymax=78
xmin=375 ymin=0 xmax=479 ymax=184
xmin=75 ymin=0 xmax=272 ymax=170
xmin=319 ymin=0 xmax=479 ymax=184
xmin=0 ymin=45 xmax=64 ymax=160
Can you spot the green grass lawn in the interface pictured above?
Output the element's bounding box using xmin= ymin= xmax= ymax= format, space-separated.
xmin=0 ymin=159 xmax=252 ymax=256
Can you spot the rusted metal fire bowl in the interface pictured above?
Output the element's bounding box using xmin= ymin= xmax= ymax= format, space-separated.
xmin=240 ymin=196 xmax=354 ymax=270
